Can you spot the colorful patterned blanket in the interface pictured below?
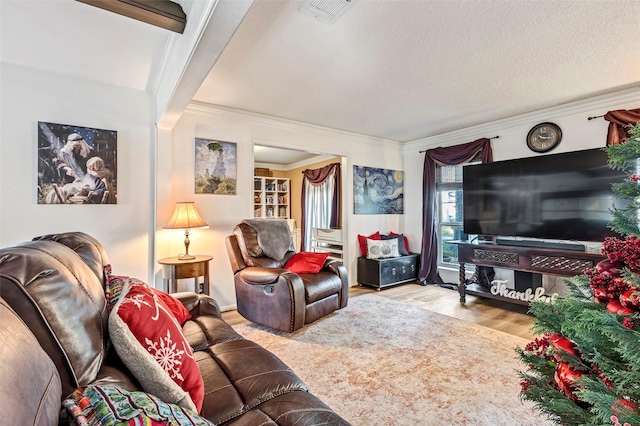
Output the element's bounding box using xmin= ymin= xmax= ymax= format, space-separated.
xmin=64 ymin=385 xmax=215 ymax=426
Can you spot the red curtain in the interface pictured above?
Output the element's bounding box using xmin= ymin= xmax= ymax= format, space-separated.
xmin=419 ymin=138 xmax=493 ymax=284
xmin=301 ymin=162 xmax=341 ymax=249
xmin=604 ymin=108 xmax=640 ymax=146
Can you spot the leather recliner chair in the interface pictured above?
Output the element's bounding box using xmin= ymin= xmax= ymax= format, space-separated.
xmin=225 ymin=219 xmax=349 ymax=332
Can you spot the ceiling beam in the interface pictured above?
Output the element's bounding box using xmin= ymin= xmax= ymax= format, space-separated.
xmin=76 ymin=0 xmax=186 ymax=33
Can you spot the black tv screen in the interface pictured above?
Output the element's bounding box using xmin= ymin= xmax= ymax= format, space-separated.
xmin=462 ymin=148 xmax=628 ymax=242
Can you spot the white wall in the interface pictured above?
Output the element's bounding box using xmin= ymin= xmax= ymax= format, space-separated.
xmin=402 ymin=88 xmax=640 ymax=285
xmin=0 ymin=63 xmax=156 ymax=281
xmin=4 ymin=60 xmax=636 ymax=304
xmin=156 ymin=104 xmax=405 ymax=310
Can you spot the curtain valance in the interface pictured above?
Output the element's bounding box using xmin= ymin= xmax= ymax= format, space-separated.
xmin=301 ymin=162 xmax=341 ymax=248
xmin=420 ymin=138 xmax=493 ymax=284
xmin=604 ymin=108 xmax=640 ymax=146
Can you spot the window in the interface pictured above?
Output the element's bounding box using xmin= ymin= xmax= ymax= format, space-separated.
xmin=435 ymin=154 xmax=481 ymax=266
xmin=302 ymin=177 xmax=334 ymax=251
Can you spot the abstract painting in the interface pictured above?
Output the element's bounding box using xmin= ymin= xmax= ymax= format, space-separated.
xmin=353 ymin=165 xmax=404 ymax=214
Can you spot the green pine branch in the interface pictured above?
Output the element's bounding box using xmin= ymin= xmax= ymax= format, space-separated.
xmin=605 ymin=123 xmax=640 ymax=235
xmin=605 ymin=134 xmax=640 ymax=173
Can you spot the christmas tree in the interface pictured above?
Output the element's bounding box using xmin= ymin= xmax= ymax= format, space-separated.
xmin=517 ymin=123 xmax=640 ymax=426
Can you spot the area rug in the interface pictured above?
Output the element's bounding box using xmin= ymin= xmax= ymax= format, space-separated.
xmin=232 ymin=294 xmax=552 ymax=426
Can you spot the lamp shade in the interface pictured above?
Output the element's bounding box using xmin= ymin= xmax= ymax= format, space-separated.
xmin=164 ymin=202 xmax=208 ymax=230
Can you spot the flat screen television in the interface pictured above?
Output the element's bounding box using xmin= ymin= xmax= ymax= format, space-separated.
xmin=462 ymin=148 xmax=628 ymax=243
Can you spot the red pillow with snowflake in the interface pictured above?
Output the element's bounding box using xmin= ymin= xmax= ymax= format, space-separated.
xmin=108 ymin=280 xmax=204 ymax=413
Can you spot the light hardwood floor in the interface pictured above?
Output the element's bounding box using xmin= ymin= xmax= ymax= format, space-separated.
xmin=221 ymin=282 xmax=536 ymax=340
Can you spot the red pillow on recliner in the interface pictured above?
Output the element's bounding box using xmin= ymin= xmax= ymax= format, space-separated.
xmin=285 ymin=252 xmax=330 ymax=274
xmin=357 ymin=232 xmax=381 ymax=256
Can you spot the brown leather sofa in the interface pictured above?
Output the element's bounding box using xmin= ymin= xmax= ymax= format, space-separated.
xmin=226 ymin=220 xmax=349 ymax=333
xmin=0 ymin=232 xmax=349 ymax=425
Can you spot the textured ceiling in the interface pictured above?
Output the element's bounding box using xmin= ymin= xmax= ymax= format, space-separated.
xmin=194 ymin=0 xmax=640 ymax=142
xmin=2 ymin=0 xmax=639 ymax=145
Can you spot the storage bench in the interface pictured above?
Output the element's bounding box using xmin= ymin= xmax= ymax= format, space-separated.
xmin=357 ymin=253 xmax=420 ymax=290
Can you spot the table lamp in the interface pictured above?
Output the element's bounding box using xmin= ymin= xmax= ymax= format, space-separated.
xmin=164 ymin=202 xmax=208 ymax=260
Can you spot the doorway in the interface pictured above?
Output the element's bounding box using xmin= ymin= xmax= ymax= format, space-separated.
xmin=253 ymin=143 xmax=346 ymax=256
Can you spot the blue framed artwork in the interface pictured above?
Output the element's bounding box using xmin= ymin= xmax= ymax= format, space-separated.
xmin=195 ymin=138 xmax=237 ymax=194
xmin=353 ymin=165 xmax=404 ymax=214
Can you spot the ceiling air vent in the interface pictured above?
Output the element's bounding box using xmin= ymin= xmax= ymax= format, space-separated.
xmin=299 ymin=0 xmax=357 ymax=24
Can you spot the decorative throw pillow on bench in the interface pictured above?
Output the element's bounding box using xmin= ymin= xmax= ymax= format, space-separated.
xmin=366 ymin=238 xmax=400 ymax=259
xmin=380 ymin=233 xmax=410 ymax=256
xmin=358 ymin=231 xmax=410 ymax=258
xmin=357 ymin=231 xmax=381 ymax=256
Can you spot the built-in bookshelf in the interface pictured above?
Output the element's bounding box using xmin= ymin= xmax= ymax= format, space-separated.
xmin=253 ymin=177 xmax=290 ymax=219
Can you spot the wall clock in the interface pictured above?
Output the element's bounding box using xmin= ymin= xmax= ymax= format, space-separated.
xmin=526 ymin=122 xmax=562 ymax=153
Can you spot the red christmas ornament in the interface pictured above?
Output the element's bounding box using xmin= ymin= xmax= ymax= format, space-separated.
xmin=554 ymin=362 xmax=584 ymax=400
xmin=595 ymin=259 xmax=625 ymax=278
xmin=607 ymin=299 xmax=635 ymax=315
xmin=549 ymin=333 xmax=579 ymax=360
xmin=619 ymin=288 xmax=640 ymax=311
xmin=588 ymin=261 xmax=629 ymax=303
xmin=607 ymin=299 xmax=625 ymax=313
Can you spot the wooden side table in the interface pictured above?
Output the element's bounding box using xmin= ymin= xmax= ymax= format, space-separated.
xmin=158 ymin=255 xmax=213 ymax=295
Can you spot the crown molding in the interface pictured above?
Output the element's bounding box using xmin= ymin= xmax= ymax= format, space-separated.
xmin=186 ymin=101 xmax=401 ymax=147
xmin=254 ymin=162 xmax=286 ymax=170
xmin=404 ymin=87 xmax=640 ymax=151
xmin=255 ymin=154 xmax=337 ymax=172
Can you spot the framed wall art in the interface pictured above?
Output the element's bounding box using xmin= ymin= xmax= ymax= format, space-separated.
xmin=195 ymin=138 xmax=237 ymax=195
xmin=37 ymin=121 xmax=117 ymax=204
xmin=353 ymin=165 xmax=404 ymax=214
